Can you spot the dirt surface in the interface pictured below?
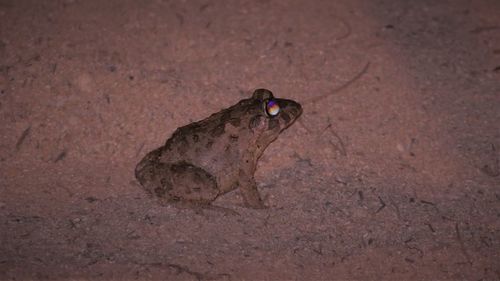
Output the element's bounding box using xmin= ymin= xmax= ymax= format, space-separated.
xmin=1 ymin=0 xmax=500 ymax=280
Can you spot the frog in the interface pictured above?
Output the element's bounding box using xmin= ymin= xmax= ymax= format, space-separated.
xmin=135 ymin=88 xmax=302 ymax=209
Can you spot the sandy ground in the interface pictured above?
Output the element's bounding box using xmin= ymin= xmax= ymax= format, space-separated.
xmin=1 ymin=0 xmax=499 ymax=280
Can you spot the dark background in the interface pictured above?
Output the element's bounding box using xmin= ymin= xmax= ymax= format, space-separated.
xmin=1 ymin=0 xmax=499 ymax=279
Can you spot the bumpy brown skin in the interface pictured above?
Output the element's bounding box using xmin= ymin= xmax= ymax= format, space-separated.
xmin=135 ymin=89 xmax=302 ymax=208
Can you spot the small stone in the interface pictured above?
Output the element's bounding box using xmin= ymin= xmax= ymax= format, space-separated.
xmin=396 ymin=143 xmax=405 ymax=152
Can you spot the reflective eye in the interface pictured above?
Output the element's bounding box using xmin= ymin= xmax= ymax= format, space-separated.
xmin=265 ymin=99 xmax=280 ymax=117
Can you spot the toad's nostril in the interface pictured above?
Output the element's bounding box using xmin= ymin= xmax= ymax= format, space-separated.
xmin=289 ymin=106 xmax=302 ymax=117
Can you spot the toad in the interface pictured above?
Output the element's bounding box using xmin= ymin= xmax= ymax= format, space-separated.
xmin=135 ymin=89 xmax=302 ymax=208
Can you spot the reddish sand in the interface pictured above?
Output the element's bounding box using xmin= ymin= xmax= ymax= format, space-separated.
xmin=1 ymin=0 xmax=499 ymax=280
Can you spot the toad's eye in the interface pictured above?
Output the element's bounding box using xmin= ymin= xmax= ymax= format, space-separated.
xmin=265 ymin=99 xmax=280 ymax=117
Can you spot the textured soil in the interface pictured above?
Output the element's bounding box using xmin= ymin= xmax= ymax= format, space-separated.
xmin=1 ymin=0 xmax=499 ymax=280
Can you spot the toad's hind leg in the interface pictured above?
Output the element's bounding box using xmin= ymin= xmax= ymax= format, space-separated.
xmin=136 ymin=154 xmax=219 ymax=205
xmin=167 ymin=161 xmax=220 ymax=204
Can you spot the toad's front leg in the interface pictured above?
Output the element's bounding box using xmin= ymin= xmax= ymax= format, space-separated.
xmin=237 ymin=168 xmax=266 ymax=209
